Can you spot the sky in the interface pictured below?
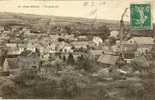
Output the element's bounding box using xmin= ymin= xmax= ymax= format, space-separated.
xmin=0 ymin=0 xmax=155 ymax=22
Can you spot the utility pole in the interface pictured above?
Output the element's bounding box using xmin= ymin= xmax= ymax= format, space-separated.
xmin=120 ymin=8 xmax=128 ymax=58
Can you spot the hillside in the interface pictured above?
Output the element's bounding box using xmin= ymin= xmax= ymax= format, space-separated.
xmin=0 ymin=12 xmax=120 ymax=25
xmin=0 ymin=12 xmax=154 ymax=36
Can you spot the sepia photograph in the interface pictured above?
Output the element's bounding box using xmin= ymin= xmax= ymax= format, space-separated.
xmin=0 ymin=0 xmax=155 ymax=99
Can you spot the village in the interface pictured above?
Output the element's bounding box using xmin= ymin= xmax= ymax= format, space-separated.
xmin=0 ymin=23 xmax=154 ymax=75
xmin=0 ymin=14 xmax=155 ymax=99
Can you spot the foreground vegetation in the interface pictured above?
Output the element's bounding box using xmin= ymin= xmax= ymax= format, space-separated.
xmin=1 ymin=56 xmax=155 ymax=100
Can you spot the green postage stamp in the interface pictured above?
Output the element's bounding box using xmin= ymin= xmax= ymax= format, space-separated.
xmin=130 ymin=3 xmax=152 ymax=30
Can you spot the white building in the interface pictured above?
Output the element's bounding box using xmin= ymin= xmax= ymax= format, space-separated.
xmin=110 ymin=30 xmax=119 ymax=38
xmin=92 ymin=36 xmax=103 ymax=46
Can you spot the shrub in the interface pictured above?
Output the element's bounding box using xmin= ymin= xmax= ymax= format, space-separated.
xmin=76 ymin=55 xmax=97 ymax=72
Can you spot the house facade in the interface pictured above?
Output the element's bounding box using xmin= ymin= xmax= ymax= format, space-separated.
xmin=123 ymin=37 xmax=155 ymax=55
xmin=17 ymin=51 xmax=40 ymax=70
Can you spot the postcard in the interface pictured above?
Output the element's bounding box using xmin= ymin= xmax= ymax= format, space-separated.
xmin=0 ymin=0 xmax=155 ymax=99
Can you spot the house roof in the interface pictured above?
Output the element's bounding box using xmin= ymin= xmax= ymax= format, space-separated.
xmin=71 ymin=41 xmax=89 ymax=48
xmin=102 ymin=46 xmax=116 ymax=55
xmin=97 ymin=54 xmax=119 ymax=65
xmin=71 ymin=41 xmax=89 ymax=45
xmin=89 ymin=50 xmax=104 ymax=56
xmin=124 ymin=37 xmax=154 ymax=45
xmin=77 ymin=36 xmax=87 ymax=39
xmin=17 ymin=55 xmax=40 ymax=68
xmin=20 ymin=50 xmax=39 ymax=58
xmin=7 ymin=49 xmax=21 ymax=56
xmin=6 ymin=44 xmax=21 ymax=56
xmin=6 ymin=43 xmax=17 ymax=48
xmin=92 ymin=36 xmax=103 ymax=43
xmin=18 ymin=44 xmax=27 ymax=48
xmin=5 ymin=58 xmax=18 ymax=69
xmin=20 ymin=50 xmax=32 ymax=56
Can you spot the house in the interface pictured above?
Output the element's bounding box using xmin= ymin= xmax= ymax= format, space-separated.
xmin=57 ymin=42 xmax=73 ymax=53
xmin=21 ymin=27 xmax=34 ymax=37
xmin=62 ymin=46 xmax=73 ymax=53
xmin=26 ymin=42 xmax=36 ymax=52
xmin=2 ymin=48 xmax=20 ymax=73
xmin=50 ymin=35 xmax=60 ymax=41
xmin=47 ymin=43 xmax=57 ymax=53
xmin=3 ymin=58 xmax=18 ymax=72
xmin=92 ymin=36 xmax=103 ymax=46
xmin=77 ymin=35 xmax=88 ymax=41
xmin=63 ymin=34 xmax=75 ymax=40
xmin=102 ymin=46 xmax=116 ymax=55
xmin=72 ymin=52 xmax=82 ymax=61
xmin=6 ymin=43 xmax=23 ymax=56
xmin=6 ymin=43 xmax=17 ymax=48
xmin=62 ymin=43 xmax=73 ymax=53
xmin=111 ymin=45 xmax=120 ymax=53
xmin=0 ymin=26 xmax=4 ymax=32
xmin=0 ymin=43 xmax=20 ymax=72
xmin=110 ymin=30 xmax=119 ymax=38
xmin=17 ymin=50 xmax=40 ymax=70
xmin=123 ymin=37 xmax=154 ymax=54
xmin=97 ymin=54 xmax=119 ymax=65
xmin=125 ymin=37 xmax=154 ymax=45
xmin=89 ymin=50 xmax=104 ymax=60
xmin=3 ymin=58 xmax=9 ymax=72
xmin=71 ymin=41 xmax=89 ymax=49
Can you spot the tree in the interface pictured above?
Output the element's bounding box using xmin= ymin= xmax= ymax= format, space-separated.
xmin=109 ymin=36 xmax=116 ymax=46
xmin=64 ymin=26 xmax=72 ymax=35
xmin=0 ymin=47 xmax=8 ymax=70
xmin=76 ymin=55 xmax=96 ymax=72
xmin=17 ymin=31 xmax=25 ymax=43
xmin=35 ymin=48 xmax=40 ymax=56
xmin=96 ymin=24 xmax=110 ymax=40
xmin=67 ymin=53 xmax=75 ymax=65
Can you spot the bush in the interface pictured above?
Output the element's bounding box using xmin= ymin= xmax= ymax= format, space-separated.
xmin=142 ymin=72 xmax=155 ymax=100
xmin=76 ymin=55 xmax=97 ymax=72
xmin=1 ymin=79 xmax=16 ymax=98
xmin=60 ymin=77 xmax=80 ymax=97
xmin=33 ymin=80 xmax=59 ymax=98
xmin=124 ymin=83 xmax=144 ymax=99
xmin=9 ymin=64 xmax=90 ymax=99
xmin=14 ymin=70 xmax=39 ymax=87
